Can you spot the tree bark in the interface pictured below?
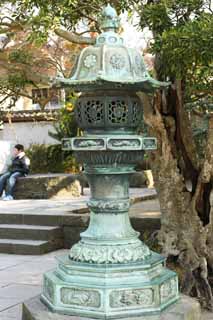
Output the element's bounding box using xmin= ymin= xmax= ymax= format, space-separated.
xmin=138 ymin=87 xmax=213 ymax=310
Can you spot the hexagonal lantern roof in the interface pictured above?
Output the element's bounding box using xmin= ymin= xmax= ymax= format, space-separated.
xmin=56 ymin=4 xmax=168 ymax=92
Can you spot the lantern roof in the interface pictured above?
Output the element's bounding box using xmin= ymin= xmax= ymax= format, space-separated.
xmin=56 ymin=4 xmax=168 ymax=92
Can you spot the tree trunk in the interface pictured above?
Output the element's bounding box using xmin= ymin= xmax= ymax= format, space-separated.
xmin=138 ymin=85 xmax=213 ymax=310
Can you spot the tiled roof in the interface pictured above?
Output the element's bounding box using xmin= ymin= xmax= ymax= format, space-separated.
xmin=2 ymin=109 xmax=59 ymax=123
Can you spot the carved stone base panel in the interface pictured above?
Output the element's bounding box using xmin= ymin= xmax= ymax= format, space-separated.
xmin=41 ymin=252 xmax=179 ymax=319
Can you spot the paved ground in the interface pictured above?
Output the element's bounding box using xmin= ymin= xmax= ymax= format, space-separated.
xmin=0 ymin=188 xmax=157 ymax=215
xmin=0 ymin=189 xmax=211 ymax=319
xmin=0 ymin=249 xmax=68 ymax=320
xmin=0 ymin=247 xmax=211 ymax=320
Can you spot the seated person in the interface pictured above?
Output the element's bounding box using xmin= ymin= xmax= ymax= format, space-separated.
xmin=0 ymin=144 xmax=30 ymax=200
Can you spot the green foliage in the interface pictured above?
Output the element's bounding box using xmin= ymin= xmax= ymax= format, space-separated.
xmin=136 ymin=1 xmax=213 ymax=164
xmin=25 ymin=144 xmax=80 ymax=174
xmin=0 ymin=48 xmax=34 ymax=110
xmin=139 ymin=0 xmax=207 ymax=33
xmin=9 ymin=49 xmax=33 ymax=64
xmin=155 ymin=13 xmax=213 ymax=79
xmin=137 ymin=1 xmax=213 ymax=105
xmin=2 ymin=0 xmax=212 ymax=162
xmin=8 ymin=0 xmax=131 ymax=44
xmin=49 ymin=91 xmax=78 ymax=142
xmin=7 ymin=72 xmax=29 ymax=89
xmin=26 ymin=144 xmax=64 ymax=173
xmin=4 ymin=0 xmax=212 ymax=103
xmin=139 ymin=3 xmax=172 ymax=33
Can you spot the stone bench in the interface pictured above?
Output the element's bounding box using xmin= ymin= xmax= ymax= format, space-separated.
xmin=14 ymin=173 xmax=87 ymax=199
xmin=13 ymin=172 xmax=148 ymax=200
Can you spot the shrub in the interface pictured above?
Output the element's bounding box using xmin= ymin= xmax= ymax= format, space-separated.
xmin=26 ymin=144 xmax=80 ymax=174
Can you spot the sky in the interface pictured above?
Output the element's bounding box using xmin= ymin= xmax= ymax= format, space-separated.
xmin=120 ymin=11 xmax=152 ymax=50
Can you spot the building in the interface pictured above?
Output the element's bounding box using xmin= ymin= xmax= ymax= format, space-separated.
xmin=0 ymin=35 xmax=79 ymax=146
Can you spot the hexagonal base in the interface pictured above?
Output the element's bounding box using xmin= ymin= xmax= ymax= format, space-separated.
xmin=41 ymin=252 xmax=179 ymax=319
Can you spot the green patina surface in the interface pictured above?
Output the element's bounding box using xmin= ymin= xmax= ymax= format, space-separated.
xmin=41 ymin=4 xmax=178 ymax=319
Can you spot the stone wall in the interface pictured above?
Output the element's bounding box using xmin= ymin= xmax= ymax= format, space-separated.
xmin=0 ymin=141 xmax=15 ymax=174
xmin=13 ymin=172 xmax=147 ymax=199
xmin=0 ymin=121 xmax=58 ymax=148
xmin=14 ymin=174 xmax=86 ymax=199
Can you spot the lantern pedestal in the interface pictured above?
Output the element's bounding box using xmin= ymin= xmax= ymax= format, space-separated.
xmin=37 ymin=4 xmax=181 ymax=319
xmin=41 ymin=253 xmax=178 ymax=319
xmin=40 ymin=154 xmax=178 ymax=319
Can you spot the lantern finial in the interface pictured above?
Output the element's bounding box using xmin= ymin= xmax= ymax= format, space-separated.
xmin=100 ymin=4 xmax=120 ymax=32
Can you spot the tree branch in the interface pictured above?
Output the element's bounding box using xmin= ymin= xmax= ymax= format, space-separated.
xmin=54 ymin=28 xmax=95 ymax=45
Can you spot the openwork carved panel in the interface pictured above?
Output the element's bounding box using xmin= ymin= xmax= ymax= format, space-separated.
xmin=84 ymin=100 xmax=104 ymax=125
xmin=75 ymin=94 xmax=143 ymax=130
xmin=75 ymin=99 xmax=104 ymax=127
xmin=108 ymin=99 xmax=128 ymax=124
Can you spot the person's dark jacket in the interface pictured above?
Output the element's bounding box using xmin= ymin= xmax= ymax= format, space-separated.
xmin=10 ymin=152 xmax=30 ymax=175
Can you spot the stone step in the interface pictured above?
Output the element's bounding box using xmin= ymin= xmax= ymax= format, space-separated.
xmin=0 ymin=224 xmax=63 ymax=240
xmin=0 ymin=213 xmax=62 ymax=226
xmin=0 ymin=238 xmax=63 ymax=255
xmin=0 ymin=212 xmax=89 ymax=227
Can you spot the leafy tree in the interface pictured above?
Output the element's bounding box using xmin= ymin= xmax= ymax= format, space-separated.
xmin=0 ymin=2 xmax=82 ymax=115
